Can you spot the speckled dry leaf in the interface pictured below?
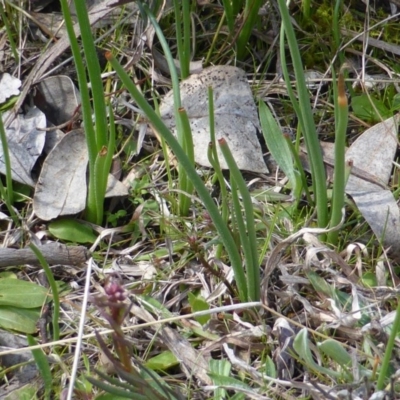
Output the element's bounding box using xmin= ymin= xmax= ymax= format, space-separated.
xmin=35 ymin=75 xmax=81 ymax=126
xmin=159 ymin=65 xmax=268 ymax=173
xmin=0 ymin=108 xmax=46 ymax=186
xmin=0 ymin=73 xmax=21 ymax=103
xmin=345 ymin=115 xmax=400 ymax=257
xmin=33 ymin=129 xmax=88 ymax=220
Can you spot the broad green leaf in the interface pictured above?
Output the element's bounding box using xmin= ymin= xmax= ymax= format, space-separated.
xmin=230 ymin=394 xmax=246 ymax=400
xmin=361 ymin=272 xmax=378 ymax=288
xmin=4 ymin=384 xmax=38 ymax=400
xmin=0 ymin=279 xmax=48 ymax=308
xmin=318 ymin=339 xmax=351 ymax=366
xmin=95 ymin=395 xmax=129 ymax=400
xmin=139 ymin=295 xmax=174 ymax=319
xmin=293 ymin=328 xmax=341 ymax=378
xmin=134 ymin=241 xmax=187 ymax=261
xmin=188 ymin=292 xmax=210 ymax=325
xmin=306 ymin=270 xmax=335 ymax=298
xmin=86 ymin=378 xmax=137 ymax=399
xmin=48 ymin=218 xmax=97 ymax=243
xmin=0 ymin=271 xmax=17 ymax=279
xmin=259 ymin=100 xmax=298 ymax=195
xmin=306 ymin=271 xmax=350 ymax=306
xmin=207 ymin=373 xmax=252 ymax=391
xmin=252 ymin=188 xmax=291 ymax=202
xmin=0 ymin=306 xmax=40 ymax=333
xmin=319 ymin=339 xmax=372 ymax=379
xmin=145 ymin=351 xmax=179 ymax=371
xmin=209 ymin=359 xmax=231 ymax=400
xmin=209 ymin=359 xmax=231 ymax=376
xmin=351 ymin=94 xmax=391 ymax=123
xmin=391 ymin=93 xmax=400 ymax=111
xmin=190 ymin=325 xmax=219 ymax=341
xmin=264 ymin=355 xmax=277 ymax=378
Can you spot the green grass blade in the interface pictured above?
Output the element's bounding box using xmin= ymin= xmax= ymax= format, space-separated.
xmin=236 ymin=0 xmax=264 ymax=60
xmin=221 ymin=0 xmax=234 ymax=33
xmin=29 ymin=244 xmax=60 ymax=342
xmin=139 ymin=2 xmax=194 ymax=216
xmin=106 ymin=52 xmax=247 ymax=301
xmin=0 ymin=112 xmax=16 ymax=222
xmin=376 ymin=297 xmax=400 ymax=390
xmin=207 ymin=88 xmax=229 ymax=259
xmin=72 ymin=0 xmax=107 ymax=149
xmin=0 ymin=2 xmax=19 ymax=63
xmin=27 ymin=335 xmax=52 ymax=400
xmin=59 ymin=0 xmax=101 ymax=224
xmin=277 ymin=0 xmax=328 ymax=231
xmin=259 ymin=100 xmax=298 ymax=197
xmin=219 ymin=138 xmax=260 ymax=301
xmin=177 ymin=108 xmax=194 ymax=216
xmin=173 ymin=0 xmax=191 ymax=78
xmin=327 ymin=71 xmax=348 ymax=245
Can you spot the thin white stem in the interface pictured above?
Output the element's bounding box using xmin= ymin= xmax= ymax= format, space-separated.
xmin=66 ymin=257 xmax=93 ymax=400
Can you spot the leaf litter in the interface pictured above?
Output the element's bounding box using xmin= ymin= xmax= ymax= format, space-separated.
xmin=3 ymin=2 xmax=400 ymax=399
xmin=0 ymin=74 xmax=129 ymax=221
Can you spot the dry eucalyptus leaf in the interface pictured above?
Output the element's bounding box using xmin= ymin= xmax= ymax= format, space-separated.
xmin=299 ymin=115 xmax=400 ymax=256
xmin=345 ymin=114 xmax=400 ymax=257
xmin=0 ymin=73 xmax=21 ymax=103
xmin=29 ymin=11 xmax=68 ymax=38
xmin=33 ymin=129 xmax=88 ymax=220
xmin=43 ymin=126 xmax=65 ymax=154
xmin=34 ymin=75 xmax=81 ymax=126
xmin=0 ymin=108 xmax=46 ymax=186
xmin=159 ymin=65 xmax=268 ymax=173
xmin=105 ymin=174 xmax=129 ymax=197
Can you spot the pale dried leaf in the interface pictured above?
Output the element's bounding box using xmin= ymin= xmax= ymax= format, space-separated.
xmin=0 ymin=73 xmax=21 ymax=103
xmin=33 ymin=129 xmax=88 ymax=220
xmin=0 ymin=108 xmax=46 ymax=186
xmin=159 ymin=65 xmax=268 ymax=173
xmin=105 ymin=174 xmax=129 ymax=197
xmin=35 ymin=75 xmax=81 ymax=125
xmin=129 ymin=303 xmax=212 ymax=385
xmin=346 ymin=115 xmax=398 ymax=188
xmin=301 ymin=115 xmax=400 ymax=257
xmin=159 ymin=325 xmax=212 ymax=385
xmin=29 ymin=12 xmax=67 ymax=38
xmin=108 ymin=258 xmax=157 ymax=279
xmin=345 ymin=115 xmax=400 ymax=257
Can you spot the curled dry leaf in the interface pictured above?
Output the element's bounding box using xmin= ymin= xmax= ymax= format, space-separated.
xmin=159 ymin=65 xmax=268 ymax=173
xmin=0 ymin=73 xmax=21 ymax=103
xmin=300 ymin=115 xmax=400 ymax=258
xmin=345 ymin=114 xmax=400 ymax=258
xmin=33 ymin=129 xmax=88 ymax=220
xmin=0 ymin=107 xmax=46 ymax=186
xmin=35 ymin=75 xmax=81 ymax=126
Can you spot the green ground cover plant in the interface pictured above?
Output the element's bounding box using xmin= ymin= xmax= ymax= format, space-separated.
xmin=1 ymin=0 xmax=400 ymax=398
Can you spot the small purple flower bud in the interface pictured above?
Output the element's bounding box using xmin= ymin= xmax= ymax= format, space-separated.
xmin=104 ymin=279 xmax=126 ymax=303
